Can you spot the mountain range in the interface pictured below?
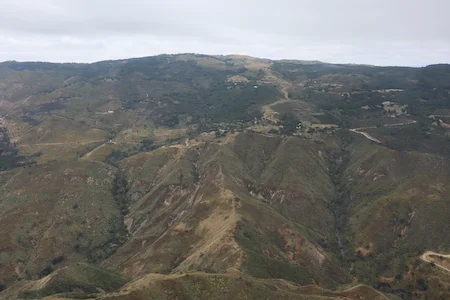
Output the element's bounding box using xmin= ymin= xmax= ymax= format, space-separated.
xmin=0 ymin=54 xmax=450 ymax=299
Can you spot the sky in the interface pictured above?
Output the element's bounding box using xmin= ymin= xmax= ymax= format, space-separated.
xmin=0 ymin=0 xmax=449 ymax=66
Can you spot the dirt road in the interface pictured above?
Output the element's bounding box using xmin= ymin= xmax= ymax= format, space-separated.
xmin=349 ymin=120 xmax=417 ymax=143
xmin=420 ymin=251 xmax=450 ymax=273
xmin=261 ymin=70 xmax=293 ymax=123
xmin=349 ymin=129 xmax=382 ymax=143
xmin=21 ymin=139 xmax=107 ymax=146
xmin=341 ymin=284 xmax=390 ymax=300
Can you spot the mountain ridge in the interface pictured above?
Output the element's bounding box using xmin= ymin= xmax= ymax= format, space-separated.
xmin=2 ymin=53 xmax=449 ymax=68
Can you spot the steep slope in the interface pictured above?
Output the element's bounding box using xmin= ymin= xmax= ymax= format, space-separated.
xmin=102 ymin=133 xmax=349 ymax=289
xmin=347 ymin=140 xmax=450 ymax=253
xmin=336 ymin=136 xmax=450 ymax=298
xmin=0 ymin=160 xmax=125 ymax=286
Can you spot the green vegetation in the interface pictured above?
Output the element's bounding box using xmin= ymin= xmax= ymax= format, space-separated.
xmin=235 ymin=220 xmax=313 ymax=285
xmin=279 ymin=113 xmax=300 ymax=135
xmin=0 ymin=127 xmax=33 ymax=170
xmin=105 ymin=149 xmax=132 ymax=166
xmin=367 ymin=124 xmax=450 ymax=157
xmin=112 ymin=171 xmax=130 ymax=216
xmin=19 ymin=263 xmax=129 ymax=299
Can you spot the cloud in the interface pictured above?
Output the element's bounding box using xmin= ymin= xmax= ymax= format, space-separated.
xmin=0 ymin=0 xmax=449 ymax=66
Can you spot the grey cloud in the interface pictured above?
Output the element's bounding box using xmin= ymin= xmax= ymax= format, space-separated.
xmin=0 ymin=0 xmax=449 ymax=66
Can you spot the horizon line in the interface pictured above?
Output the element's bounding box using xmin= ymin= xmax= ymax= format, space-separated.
xmin=0 ymin=52 xmax=447 ymax=68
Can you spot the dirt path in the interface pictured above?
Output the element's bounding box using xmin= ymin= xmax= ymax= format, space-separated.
xmin=2 ymin=169 xmax=23 ymax=189
xmin=341 ymin=284 xmax=390 ymax=300
xmin=81 ymin=141 xmax=108 ymax=158
xmin=420 ymin=251 xmax=450 ymax=273
xmin=383 ymin=120 xmax=417 ymax=127
xmin=349 ymin=129 xmax=382 ymax=143
xmin=349 ymin=120 xmax=417 ymax=143
xmin=22 ymin=96 xmax=31 ymax=104
xmin=21 ymin=139 xmax=107 ymax=146
xmin=262 ymin=99 xmax=289 ymax=123
xmin=261 ymin=87 xmax=291 ymax=123
xmin=261 ymin=68 xmax=293 ymax=123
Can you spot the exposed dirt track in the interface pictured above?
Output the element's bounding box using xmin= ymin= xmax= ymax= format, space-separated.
xmin=261 ymin=68 xmax=293 ymax=123
xmin=341 ymin=284 xmax=390 ymax=300
xmin=262 ymin=99 xmax=289 ymax=123
xmin=349 ymin=129 xmax=382 ymax=143
xmin=21 ymin=139 xmax=141 ymax=147
xmin=420 ymin=251 xmax=450 ymax=273
xmin=21 ymin=139 xmax=107 ymax=146
xmin=81 ymin=142 xmax=108 ymax=159
xmin=349 ymin=120 xmax=417 ymax=143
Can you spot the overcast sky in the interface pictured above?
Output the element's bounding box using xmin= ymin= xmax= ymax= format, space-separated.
xmin=0 ymin=0 xmax=449 ymax=66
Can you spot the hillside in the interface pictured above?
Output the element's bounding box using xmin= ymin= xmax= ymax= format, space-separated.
xmin=0 ymin=54 xmax=449 ymax=299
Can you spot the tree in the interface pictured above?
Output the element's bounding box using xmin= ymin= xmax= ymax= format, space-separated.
xmin=280 ymin=113 xmax=299 ymax=135
xmin=141 ymin=139 xmax=156 ymax=152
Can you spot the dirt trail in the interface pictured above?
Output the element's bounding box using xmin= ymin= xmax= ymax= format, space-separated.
xmin=349 ymin=129 xmax=382 ymax=143
xmin=420 ymin=251 xmax=450 ymax=273
xmin=261 ymin=68 xmax=293 ymax=123
xmin=262 ymin=99 xmax=289 ymax=123
xmin=96 ymin=273 xmax=389 ymax=300
xmin=349 ymin=120 xmax=417 ymax=143
xmin=21 ymin=139 xmax=142 ymax=147
xmin=81 ymin=142 xmax=108 ymax=159
xmin=262 ymin=87 xmax=291 ymax=123
xmin=20 ymin=139 xmax=107 ymax=146
xmin=341 ymin=284 xmax=390 ymax=300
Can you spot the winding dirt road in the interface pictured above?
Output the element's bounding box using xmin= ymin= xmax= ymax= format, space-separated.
xmin=420 ymin=251 xmax=450 ymax=273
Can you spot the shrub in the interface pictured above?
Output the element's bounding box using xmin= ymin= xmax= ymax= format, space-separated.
xmin=52 ymin=256 xmax=65 ymax=265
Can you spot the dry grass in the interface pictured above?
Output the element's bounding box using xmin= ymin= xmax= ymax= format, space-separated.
xmin=227 ymin=75 xmax=250 ymax=83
